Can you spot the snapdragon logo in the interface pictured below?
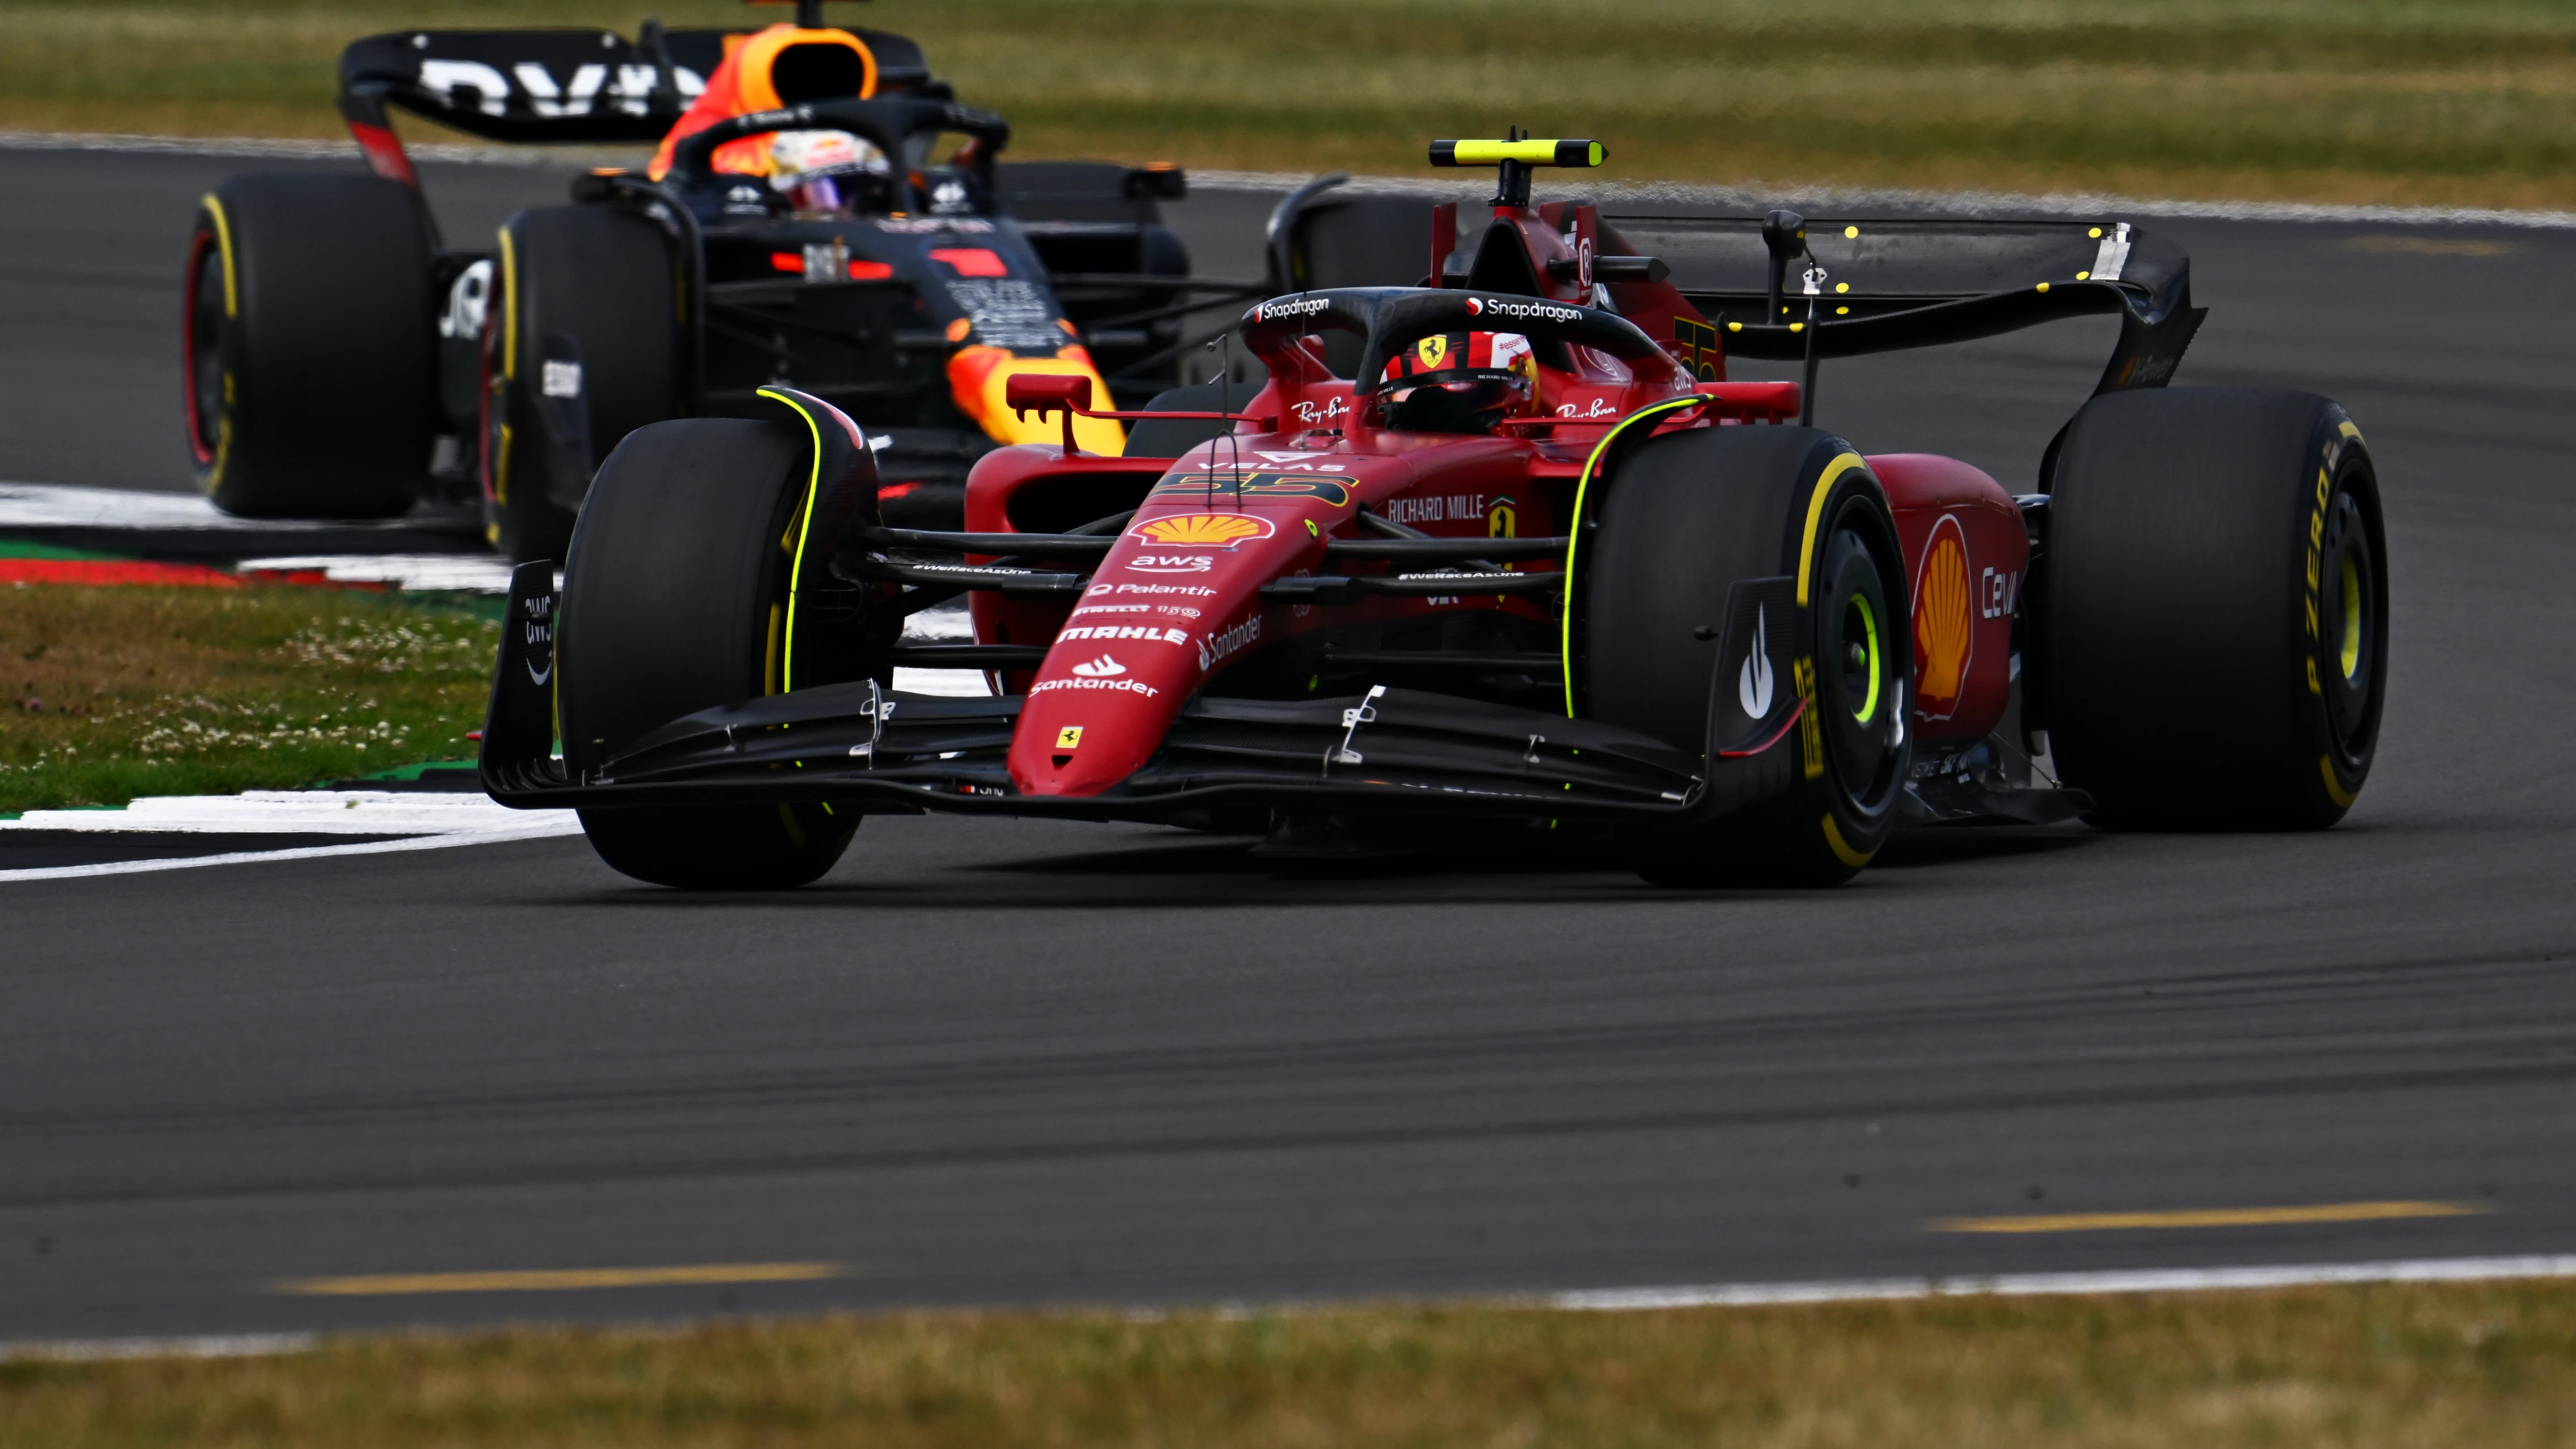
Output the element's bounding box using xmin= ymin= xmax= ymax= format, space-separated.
xmin=1256 ymin=296 xmax=1330 ymax=322
xmin=1467 ymin=296 xmax=1584 ymax=325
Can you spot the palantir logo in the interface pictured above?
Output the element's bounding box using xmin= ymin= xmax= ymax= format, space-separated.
xmin=1738 ymin=606 xmax=1773 ymax=718
xmin=1071 ymin=655 xmax=1126 ymax=677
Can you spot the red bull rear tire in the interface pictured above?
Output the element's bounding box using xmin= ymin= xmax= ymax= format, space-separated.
xmin=185 ymin=173 xmax=436 ymax=518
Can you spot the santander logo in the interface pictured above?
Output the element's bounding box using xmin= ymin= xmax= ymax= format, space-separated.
xmin=1070 ymin=655 xmax=1126 ymax=677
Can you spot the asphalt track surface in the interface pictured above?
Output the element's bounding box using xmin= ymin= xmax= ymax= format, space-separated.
xmin=6 ymin=146 xmax=2576 ymax=1340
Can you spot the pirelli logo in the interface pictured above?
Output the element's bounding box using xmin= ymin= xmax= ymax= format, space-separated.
xmin=1794 ymin=657 xmax=1824 ymax=780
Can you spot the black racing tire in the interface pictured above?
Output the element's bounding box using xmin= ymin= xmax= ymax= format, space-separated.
xmin=1282 ymin=195 xmax=1432 ymax=377
xmin=558 ymin=417 xmax=856 ymax=889
xmin=184 ymin=173 xmax=436 ymax=517
xmin=2038 ymin=387 xmax=2387 ymax=828
xmin=1581 ymin=427 xmax=1911 ymax=887
xmin=485 ymin=204 xmax=681 ymax=564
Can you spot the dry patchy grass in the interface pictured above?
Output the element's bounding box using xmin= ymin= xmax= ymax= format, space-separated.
xmin=0 ymin=583 xmax=497 ymax=812
xmin=7 ymin=1282 xmax=2576 ymax=1447
xmin=8 ymin=2 xmax=2576 ymax=207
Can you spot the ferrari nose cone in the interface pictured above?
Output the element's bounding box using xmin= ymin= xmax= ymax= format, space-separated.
xmin=1008 ymin=633 xmax=1191 ymax=797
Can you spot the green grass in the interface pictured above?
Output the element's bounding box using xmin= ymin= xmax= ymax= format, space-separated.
xmin=6 ymin=2 xmax=2576 ymax=207
xmin=0 ymin=582 xmax=498 ymax=812
xmin=8 ymin=1282 xmax=2576 ymax=1446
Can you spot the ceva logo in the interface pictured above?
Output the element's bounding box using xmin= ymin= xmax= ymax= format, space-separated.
xmin=1071 ymin=655 xmax=1126 ymax=677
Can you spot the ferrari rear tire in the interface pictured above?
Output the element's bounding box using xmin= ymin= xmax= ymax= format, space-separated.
xmin=485 ymin=204 xmax=681 ymax=564
xmin=185 ymin=173 xmax=436 ymax=517
xmin=1581 ymin=427 xmax=1911 ymax=887
xmin=559 ymin=417 xmax=856 ymax=889
xmin=2038 ymin=387 xmax=2386 ymax=828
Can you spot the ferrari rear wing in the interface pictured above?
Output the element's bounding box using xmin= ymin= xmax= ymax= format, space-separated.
xmin=1604 ymin=214 xmax=2205 ymax=394
xmin=335 ymin=25 xmax=934 ymax=181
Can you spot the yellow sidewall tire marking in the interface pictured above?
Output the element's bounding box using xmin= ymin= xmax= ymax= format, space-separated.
xmin=1796 ymin=453 xmax=1867 ymax=607
xmin=199 ymin=194 xmax=239 ymax=318
xmin=1821 ymin=812 xmax=1875 ymax=869
xmin=759 ymin=387 xmax=830 ymax=695
xmin=2319 ymin=754 xmax=2357 ymax=809
xmin=1558 ymin=395 xmax=1709 ymax=717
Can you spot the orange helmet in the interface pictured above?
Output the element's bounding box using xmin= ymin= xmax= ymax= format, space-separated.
xmin=648 ymin=25 xmax=879 ymax=181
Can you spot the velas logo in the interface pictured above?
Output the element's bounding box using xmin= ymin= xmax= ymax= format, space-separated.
xmin=1126 ymin=554 xmax=1214 ymax=574
xmin=1247 ymin=453 xmax=1347 ymax=472
xmin=1913 ymin=513 xmax=1973 ymax=721
xmin=1070 ymin=655 xmax=1126 ymax=677
xmin=1153 ymin=473 xmax=1353 ymax=507
xmin=1256 ymin=296 xmax=1329 ymax=322
xmin=1132 ymin=513 xmax=1274 ymax=545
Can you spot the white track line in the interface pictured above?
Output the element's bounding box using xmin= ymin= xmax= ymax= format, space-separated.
xmin=0 ymin=129 xmax=635 ymax=168
xmin=0 ymin=825 xmax=580 ymax=883
xmin=0 ymin=790 xmax=582 ymax=882
xmin=0 ymin=132 xmax=2564 ymax=229
xmin=1548 ymin=1254 xmax=2576 ymax=1310
xmin=1190 ymin=169 xmax=2576 ymax=229
xmin=0 ymin=1333 xmax=317 ymax=1363
xmin=8 ymin=1254 xmax=2573 ymax=1362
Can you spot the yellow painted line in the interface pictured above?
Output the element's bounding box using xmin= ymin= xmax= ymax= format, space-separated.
xmin=1931 ymin=1201 xmax=2489 ymax=1234
xmin=274 ymin=1261 xmax=844 ymax=1296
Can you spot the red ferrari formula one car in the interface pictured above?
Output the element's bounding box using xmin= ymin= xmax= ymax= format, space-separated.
xmin=481 ymin=137 xmax=2388 ymax=890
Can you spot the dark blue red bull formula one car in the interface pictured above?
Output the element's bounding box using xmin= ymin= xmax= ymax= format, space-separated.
xmin=481 ymin=136 xmax=2389 ymax=889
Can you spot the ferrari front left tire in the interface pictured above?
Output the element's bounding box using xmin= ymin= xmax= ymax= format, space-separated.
xmin=1580 ymin=425 xmax=1911 ymax=887
xmin=559 ymin=417 xmax=857 ymax=889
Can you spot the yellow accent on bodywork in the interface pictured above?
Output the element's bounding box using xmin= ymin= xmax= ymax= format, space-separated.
xmin=1448 ymin=139 xmax=1602 ymax=166
xmin=497 ymin=224 xmax=518 ymax=380
xmin=200 ymin=193 xmax=238 ymax=317
xmin=1796 ymin=453 xmax=1868 ymax=606
xmin=1821 ymin=813 xmax=1874 ymax=868
xmin=947 ymin=348 xmax=1125 ymax=453
xmin=1559 ymin=394 xmax=1711 ymax=716
xmin=761 ymin=387 xmax=831 ymax=695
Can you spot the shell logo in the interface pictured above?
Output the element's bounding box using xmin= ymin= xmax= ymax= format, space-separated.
xmin=1913 ymin=514 xmax=1973 ymax=721
xmin=1131 ymin=513 xmax=1275 ymax=545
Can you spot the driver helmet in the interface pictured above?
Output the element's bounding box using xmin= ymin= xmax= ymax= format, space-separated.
xmin=1379 ymin=330 xmax=1537 ymax=433
xmin=768 ymin=129 xmax=892 ymax=214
